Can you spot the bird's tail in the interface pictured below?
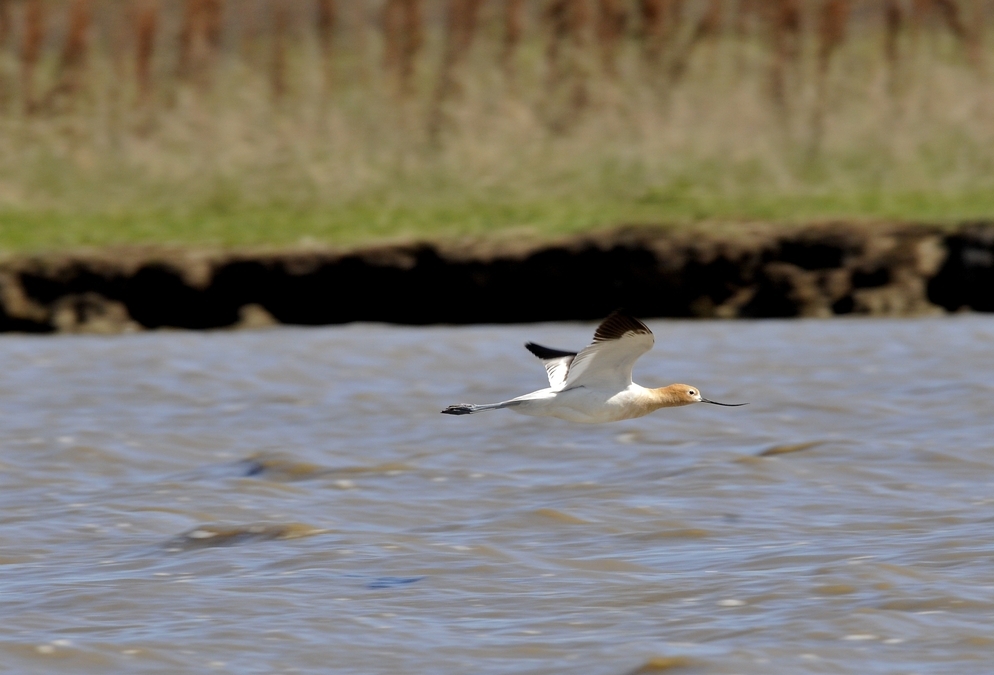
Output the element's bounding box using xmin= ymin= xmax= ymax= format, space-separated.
xmin=441 ymin=401 xmax=514 ymax=416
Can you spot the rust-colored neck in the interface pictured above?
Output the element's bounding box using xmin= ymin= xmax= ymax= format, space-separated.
xmin=647 ymin=384 xmax=697 ymax=410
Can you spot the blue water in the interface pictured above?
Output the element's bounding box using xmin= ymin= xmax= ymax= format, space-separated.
xmin=1 ymin=317 xmax=993 ymax=674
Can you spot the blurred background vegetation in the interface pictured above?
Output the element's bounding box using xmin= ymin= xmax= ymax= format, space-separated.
xmin=0 ymin=0 xmax=993 ymax=251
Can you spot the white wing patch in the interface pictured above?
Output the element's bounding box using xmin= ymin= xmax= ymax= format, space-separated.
xmin=525 ymin=343 xmax=576 ymax=389
xmin=542 ymin=356 xmax=573 ymax=388
xmin=560 ymin=312 xmax=654 ymax=391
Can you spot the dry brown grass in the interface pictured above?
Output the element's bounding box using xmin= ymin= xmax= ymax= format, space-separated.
xmin=383 ymin=0 xmax=424 ymax=97
xmin=269 ymin=0 xmax=289 ymax=102
xmin=20 ymin=0 xmax=44 ymax=113
xmin=0 ymin=0 xmax=10 ymax=48
xmin=543 ymin=0 xmax=591 ymax=130
xmin=177 ymin=0 xmax=222 ymax=84
xmin=884 ymin=0 xmax=903 ymax=68
xmin=315 ymin=0 xmax=336 ymax=95
xmin=0 ymin=0 xmax=11 ymax=106
xmin=501 ymin=0 xmax=526 ymax=83
xmin=42 ymin=0 xmax=91 ymax=110
xmin=1 ymin=0 xmax=993 ymax=251
xmin=135 ymin=2 xmax=159 ymax=105
xmin=427 ymin=0 xmax=483 ymax=140
xmin=767 ymin=0 xmax=802 ymax=114
xmin=5 ymin=1 xmax=984 ymax=137
xmin=596 ymin=0 xmax=627 ymax=75
xmin=638 ymin=0 xmax=671 ymax=64
xmin=668 ymin=0 xmax=721 ymax=82
xmin=811 ymin=0 xmax=851 ymax=154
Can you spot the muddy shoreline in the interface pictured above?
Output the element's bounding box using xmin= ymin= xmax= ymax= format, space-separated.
xmin=1 ymin=222 xmax=992 ymax=333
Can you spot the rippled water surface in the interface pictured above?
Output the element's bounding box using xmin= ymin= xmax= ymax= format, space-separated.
xmin=2 ymin=317 xmax=994 ymax=674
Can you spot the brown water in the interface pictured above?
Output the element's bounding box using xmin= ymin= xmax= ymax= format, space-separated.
xmin=2 ymin=317 xmax=993 ymax=674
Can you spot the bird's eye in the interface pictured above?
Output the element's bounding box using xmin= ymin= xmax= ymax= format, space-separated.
xmin=688 ymin=390 xmax=696 ymax=396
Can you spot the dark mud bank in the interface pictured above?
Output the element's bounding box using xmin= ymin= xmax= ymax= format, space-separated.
xmin=2 ymin=223 xmax=993 ymax=333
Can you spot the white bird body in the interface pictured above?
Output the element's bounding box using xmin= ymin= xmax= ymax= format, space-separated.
xmin=498 ymin=383 xmax=667 ymax=424
xmin=442 ymin=312 xmax=745 ymax=424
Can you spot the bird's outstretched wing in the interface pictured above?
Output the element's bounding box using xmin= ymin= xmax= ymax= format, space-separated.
xmin=558 ymin=312 xmax=654 ymax=391
xmin=525 ymin=343 xmax=576 ymax=389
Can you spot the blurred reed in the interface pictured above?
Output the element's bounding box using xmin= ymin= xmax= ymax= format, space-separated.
xmin=43 ymin=0 xmax=90 ymax=109
xmin=3 ymin=1 xmax=989 ymax=144
xmin=134 ymin=2 xmax=158 ymax=105
xmin=501 ymin=0 xmax=525 ymax=83
xmin=19 ymin=0 xmax=44 ymax=113
xmin=595 ymin=0 xmax=625 ymax=76
xmin=0 ymin=0 xmax=993 ymax=248
xmin=269 ymin=0 xmax=288 ymax=101
xmin=427 ymin=0 xmax=482 ymax=140
xmin=315 ymin=0 xmax=335 ymax=95
xmin=810 ymin=0 xmax=850 ymax=154
xmin=383 ymin=0 xmax=424 ymax=96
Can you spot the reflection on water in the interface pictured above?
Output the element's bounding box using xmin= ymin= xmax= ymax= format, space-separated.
xmin=1 ymin=317 xmax=993 ymax=674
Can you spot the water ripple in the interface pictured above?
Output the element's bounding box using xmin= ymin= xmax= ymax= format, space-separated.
xmin=1 ymin=317 xmax=993 ymax=674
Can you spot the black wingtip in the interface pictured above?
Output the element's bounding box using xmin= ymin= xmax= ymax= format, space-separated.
xmin=525 ymin=342 xmax=577 ymax=360
xmin=441 ymin=404 xmax=475 ymax=415
xmin=593 ymin=311 xmax=652 ymax=342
